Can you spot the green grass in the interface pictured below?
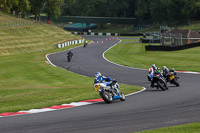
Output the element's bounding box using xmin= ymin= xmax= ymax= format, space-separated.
xmin=121 ymin=39 xmax=140 ymax=43
xmin=105 ymin=41 xmax=200 ymax=72
xmin=0 ymin=12 xmax=142 ymax=113
xmin=0 ymin=12 xmax=34 ymax=27
xmin=0 ymin=51 xmax=141 ymax=113
xmin=137 ymin=123 xmax=200 ymax=133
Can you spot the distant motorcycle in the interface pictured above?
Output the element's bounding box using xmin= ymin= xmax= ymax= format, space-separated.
xmin=84 ymin=41 xmax=88 ymax=48
xmin=152 ymin=69 xmax=168 ymax=91
xmin=94 ymin=80 xmax=125 ymax=103
xmin=67 ymin=51 xmax=73 ymax=62
xmin=165 ymin=69 xmax=180 ymax=87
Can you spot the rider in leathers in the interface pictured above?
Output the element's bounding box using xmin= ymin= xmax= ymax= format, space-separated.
xmin=94 ymin=72 xmax=118 ymax=95
xmin=149 ymin=64 xmax=158 ymax=87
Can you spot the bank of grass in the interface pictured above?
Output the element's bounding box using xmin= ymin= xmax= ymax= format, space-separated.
xmin=0 ymin=12 xmax=142 ymax=113
xmin=137 ymin=122 xmax=200 ymax=133
xmin=105 ymin=40 xmax=200 ymax=72
xmin=0 ymin=51 xmax=141 ymax=113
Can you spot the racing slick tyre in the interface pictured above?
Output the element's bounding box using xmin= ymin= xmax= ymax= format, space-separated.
xmin=172 ymin=78 xmax=180 ymax=87
xmin=119 ymin=92 xmax=125 ymax=101
xmin=100 ymin=90 xmax=113 ymax=103
xmin=157 ymin=81 xmax=167 ymax=91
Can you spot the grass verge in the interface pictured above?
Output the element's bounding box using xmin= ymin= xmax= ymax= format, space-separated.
xmin=137 ymin=123 xmax=200 ymax=133
xmin=105 ymin=40 xmax=200 ymax=72
xmin=0 ymin=12 xmax=142 ymax=113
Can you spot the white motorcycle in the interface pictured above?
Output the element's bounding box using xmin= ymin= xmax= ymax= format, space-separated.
xmin=94 ymin=80 xmax=125 ymax=103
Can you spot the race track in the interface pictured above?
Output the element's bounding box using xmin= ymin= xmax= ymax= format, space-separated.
xmin=0 ymin=36 xmax=200 ymax=133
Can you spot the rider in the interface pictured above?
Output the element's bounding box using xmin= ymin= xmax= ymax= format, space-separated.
xmin=84 ymin=41 xmax=88 ymax=47
xmin=162 ymin=66 xmax=170 ymax=78
xmin=149 ymin=64 xmax=158 ymax=88
xmin=94 ymin=72 xmax=118 ymax=94
xmin=148 ymin=64 xmax=158 ymax=81
xmin=94 ymin=72 xmax=113 ymax=84
xmin=67 ymin=51 xmax=73 ymax=62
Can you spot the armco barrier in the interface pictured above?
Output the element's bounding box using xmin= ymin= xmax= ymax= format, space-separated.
xmin=57 ymin=39 xmax=84 ymax=48
xmin=145 ymin=42 xmax=200 ymax=51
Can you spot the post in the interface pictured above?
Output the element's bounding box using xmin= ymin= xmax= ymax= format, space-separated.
xmin=179 ymin=33 xmax=182 ymax=45
xmin=19 ymin=12 xmax=22 ymax=26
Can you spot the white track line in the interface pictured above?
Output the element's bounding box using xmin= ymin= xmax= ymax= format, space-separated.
xmin=103 ymin=40 xmax=147 ymax=71
xmin=103 ymin=39 xmax=200 ymax=75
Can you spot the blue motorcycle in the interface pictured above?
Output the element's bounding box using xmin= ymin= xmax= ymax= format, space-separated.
xmin=94 ymin=80 xmax=125 ymax=103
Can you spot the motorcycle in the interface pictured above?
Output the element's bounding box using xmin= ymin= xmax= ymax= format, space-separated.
xmin=165 ymin=70 xmax=180 ymax=87
xmin=93 ymin=80 xmax=125 ymax=103
xmin=151 ymin=69 xmax=168 ymax=91
xmin=67 ymin=51 xmax=73 ymax=62
xmin=67 ymin=55 xmax=72 ymax=62
xmin=83 ymin=42 xmax=88 ymax=48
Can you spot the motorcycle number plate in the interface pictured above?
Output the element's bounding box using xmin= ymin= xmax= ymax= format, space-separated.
xmin=94 ymin=85 xmax=100 ymax=91
xmin=170 ymin=75 xmax=175 ymax=80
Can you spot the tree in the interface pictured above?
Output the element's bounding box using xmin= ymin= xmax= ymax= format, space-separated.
xmin=44 ymin=0 xmax=64 ymax=20
xmin=135 ymin=0 xmax=150 ymax=19
xmin=85 ymin=0 xmax=108 ymax=17
xmin=30 ymin=0 xmax=46 ymax=21
xmin=0 ymin=0 xmax=14 ymax=13
xmin=11 ymin=0 xmax=30 ymax=17
xmin=182 ymin=0 xmax=200 ymax=24
xmin=149 ymin=0 xmax=169 ymax=24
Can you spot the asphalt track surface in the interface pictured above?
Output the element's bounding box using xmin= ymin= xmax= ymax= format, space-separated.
xmin=1 ymin=36 xmax=200 ymax=133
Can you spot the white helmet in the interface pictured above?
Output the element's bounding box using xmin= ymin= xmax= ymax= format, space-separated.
xmin=162 ymin=66 xmax=167 ymax=71
xmin=152 ymin=64 xmax=157 ymax=70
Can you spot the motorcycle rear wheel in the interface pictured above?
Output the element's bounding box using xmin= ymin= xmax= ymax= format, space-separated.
xmin=100 ymin=91 xmax=113 ymax=103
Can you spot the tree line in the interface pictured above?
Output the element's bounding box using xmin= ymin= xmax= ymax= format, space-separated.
xmin=1 ymin=0 xmax=200 ymax=24
xmin=0 ymin=0 xmax=64 ymax=21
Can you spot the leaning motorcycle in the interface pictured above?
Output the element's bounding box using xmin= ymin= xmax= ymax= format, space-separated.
xmin=165 ymin=70 xmax=180 ymax=87
xmin=94 ymin=80 xmax=125 ymax=103
xmin=152 ymin=69 xmax=168 ymax=91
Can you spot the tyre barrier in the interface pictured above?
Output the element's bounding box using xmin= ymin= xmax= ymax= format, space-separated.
xmin=57 ymin=39 xmax=84 ymax=48
xmin=140 ymin=38 xmax=160 ymax=43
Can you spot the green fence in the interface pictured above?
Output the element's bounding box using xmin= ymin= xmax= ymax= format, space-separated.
xmin=40 ymin=16 xmax=137 ymax=24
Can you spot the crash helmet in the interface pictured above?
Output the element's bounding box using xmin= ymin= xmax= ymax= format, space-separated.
xmin=149 ymin=67 xmax=153 ymax=72
xmin=162 ymin=66 xmax=167 ymax=71
xmin=171 ymin=68 xmax=175 ymax=72
xmin=152 ymin=64 xmax=157 ymax=70
xmin=95 ymin=72 xmax=101 ymax=78
xmin=86 ymin=41 xmax=88 ymax=43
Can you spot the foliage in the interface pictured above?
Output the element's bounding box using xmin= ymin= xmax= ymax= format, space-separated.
xmin=1 ymin=0 xmax=64 ymax=21
xmin=44 ymin=0 xmax=64 ymax=20
xmin=29 ymin=0 xmax=46 ymax=20
xmin=1 ymin=0 xmax=200 ymax=24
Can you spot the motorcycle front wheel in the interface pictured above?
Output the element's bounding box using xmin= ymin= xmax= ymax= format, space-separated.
xmin=172 ymin=78 xmax=180 ymax=87
xmin=157 ymin=80 xmax=167 ymax=91
xmin=119 ymin=92 xmax=125 ymax=101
